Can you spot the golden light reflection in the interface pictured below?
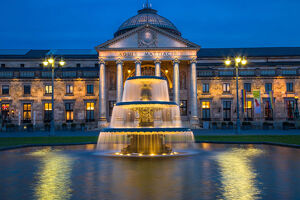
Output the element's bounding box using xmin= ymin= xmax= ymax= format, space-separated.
xmin=215 ymin=148 xmax=263 ymax=200
xmin=30 ymin=149 xmax=75 ymax=200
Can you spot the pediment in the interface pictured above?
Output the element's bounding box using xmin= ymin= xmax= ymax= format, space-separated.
xmin=96 ymin=24 xmax=200 ymax=50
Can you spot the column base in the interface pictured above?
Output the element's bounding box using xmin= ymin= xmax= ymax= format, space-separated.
xmin=98 ymin=118 xmax=109 ymax=129
xmin=190 ymin=117 xmax=200 ymax=129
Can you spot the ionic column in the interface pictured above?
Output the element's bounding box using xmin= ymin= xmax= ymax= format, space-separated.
xmin=116 ymin=59 xmax=123 ymax=102
xmin=98 ymin=59 xmax=107 ymax=127
xmin=135 ymin=59 xmax=141 ymax=76
xmin=173 ymin=58 xmax=180 ymax=105
xmin=155 ymin=59 xmax=161 ymax=77
xmin=190 ymin=58 xmax=198 ymax=126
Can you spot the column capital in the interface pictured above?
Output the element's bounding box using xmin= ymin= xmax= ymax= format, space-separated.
xmin=190 ymin=57 xmax=197 ymax=64
xmin=99 ymin=58 xmax=106 ymax=64
xmin=154 ymin=58 xmax=161 ymax=64
xmin=135 ymin=58 xmax=142 ymax=64
xmin=116 ymin=58 xmax=123 ymax=65
xmin=173 ymin=58 xmax=180 ymax=64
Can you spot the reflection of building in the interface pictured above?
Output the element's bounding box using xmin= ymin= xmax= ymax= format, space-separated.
xmin=0 ymin=3 xmax=299 ymax=130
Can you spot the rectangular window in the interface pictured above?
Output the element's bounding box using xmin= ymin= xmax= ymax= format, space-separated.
xmin=76 ymin=63 xmax=81 ymax=68
xmin=66 ymin=85 xmax=74 ymax=95
xmin=1 ymin=64 xmax=5 ymax=68
xmin=24 ymin=85 xmax=31 ymax=95
xmin=65 ymin=103 xmax=74 ymax=122
xmin=86 ymin=102 xmax=95 ymax=122
xmin=264 ymin=100 xmax=273 ymax=120
xmin=95 ymin=63 xmax=99 ymax=68
xmin=45 ymin=85 xmax=52 ymax=94
xmin=223 ymin=101 xmax=231 ymax=121
xmin=245 ymin=100 xmax=253 ymax=121
xmin=44 ymin=103 xmax=52 ymax=123
xmin=180 ymin=100 xmax=187 ymax=116
xmin=1 ymin=103 xmax=10 ymax=122
xmin=2 ymin=85 xmax=9 ymax=95
xmin=86 ymin=84 xmax=94 ymax=95
xmin=286 ymin=83 xmax=294 ymax=93
xmin=223 ymin=83 xmax=230 ymax=93
xmin=286 ymin=100 xmax=295 ymax=120
xmin=265 ymin=83 xmax=272 ymax=93
xmin=109 ymin=101 xmax=116 ymax=116
xmin=202 ymin=101 xmax=211 ymax=120
xmin=202 ymin=83 xmax=209 ymax=93
xmin=23 ymin=103 xmax=31 ymax=123
xmin=244 ymin=83 xmax=251 ymax=93
xmin=20 ymin=64 xmax=25 ymax=68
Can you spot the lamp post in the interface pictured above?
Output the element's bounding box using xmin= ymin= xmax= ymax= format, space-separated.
xmin=225 ymin=56 xmax=247 ymax=134
xmin=43 ymin=56 xmax=65 ymax=135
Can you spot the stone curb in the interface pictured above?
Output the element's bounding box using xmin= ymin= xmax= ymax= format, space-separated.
xmin=1 ymin=141 xmax=299 ymax=152
xmin=0 ymin=142 xmax=97 ymax=152
xmin=195 ymin=141 xmax=300 ymax=148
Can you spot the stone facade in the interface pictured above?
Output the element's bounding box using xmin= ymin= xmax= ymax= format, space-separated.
xmin=0 ymin=53 xmax=299 ymax=130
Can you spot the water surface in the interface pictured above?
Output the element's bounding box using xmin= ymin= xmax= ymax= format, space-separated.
xmin=0 ymin=144 xmax=299 ymax=200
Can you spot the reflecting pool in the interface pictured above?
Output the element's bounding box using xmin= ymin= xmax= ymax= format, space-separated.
xmin=0 ymin=144 xmax=299 ymax=200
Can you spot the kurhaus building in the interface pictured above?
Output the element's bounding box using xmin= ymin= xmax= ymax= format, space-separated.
xmin=0 ymin=5 xmax=299 ymax=131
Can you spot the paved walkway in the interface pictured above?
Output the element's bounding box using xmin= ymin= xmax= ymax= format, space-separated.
xmin=0 ymin=130 xmax=100 ymax=137
xmin=0 ymin=129 xmax=299 ymax=137
xmin=193 ymin=129 xmax=300 ymax=136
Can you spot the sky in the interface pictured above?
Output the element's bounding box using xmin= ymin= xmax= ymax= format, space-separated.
xmin=1 ymin=0 xmax=300 ymax=49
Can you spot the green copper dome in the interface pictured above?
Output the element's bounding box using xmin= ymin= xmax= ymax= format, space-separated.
xmin=114 ymin=7 xmax=181 ymax=37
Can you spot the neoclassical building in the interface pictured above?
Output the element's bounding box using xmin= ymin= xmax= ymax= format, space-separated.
xmin=0 ymin=5 xmax=299 ymax=130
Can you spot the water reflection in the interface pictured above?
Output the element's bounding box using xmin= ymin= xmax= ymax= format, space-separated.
xmin=215 ymin=148 xmax=263 ymax=200
xmin=30 ymin=148 xmax=75 ymax=200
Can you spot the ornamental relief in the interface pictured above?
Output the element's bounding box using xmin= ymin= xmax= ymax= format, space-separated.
xmin=138 ymin=29 xmax=157 ymax=47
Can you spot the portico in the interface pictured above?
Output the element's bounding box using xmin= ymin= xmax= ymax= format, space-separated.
xmin=96 ymin=24 xmax=200 ymax=128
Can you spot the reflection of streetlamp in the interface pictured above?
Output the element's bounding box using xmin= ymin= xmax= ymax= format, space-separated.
xmin=295 ymin=96 xmax=299 ymax=120
xmin=225 ymin=57 xmax=248 ymax=134
xmin=43 ymin=56 xmax=65 ymax=135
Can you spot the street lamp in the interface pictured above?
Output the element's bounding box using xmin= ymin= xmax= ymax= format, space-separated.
xmin=43 ymin=56 xmax=65 ymax=135
xmin=225 ymin=56 xmax=247 ymax=134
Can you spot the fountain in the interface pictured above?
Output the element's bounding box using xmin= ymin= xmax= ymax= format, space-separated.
xmin=97 ymin=76 xmax=194 ymax=157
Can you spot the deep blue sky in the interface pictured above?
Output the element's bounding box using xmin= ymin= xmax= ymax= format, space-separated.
xmin=1 ymin=0 xmax=300 ymax=49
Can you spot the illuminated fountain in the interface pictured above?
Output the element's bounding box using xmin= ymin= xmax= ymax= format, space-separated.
xmin=97 ymin=76 xmax=194 ymax=157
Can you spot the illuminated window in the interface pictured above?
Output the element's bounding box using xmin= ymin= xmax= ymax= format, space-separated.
xmin=264 ymin=100 xmax=273 ymax=120
xmin=2 ymin=85 xmax=9 ymax=95
xmin=86 ymin=84 xmax=94 ymax=95
xmin=286 ymin=83 xmax=294 ymax=93
xmin=223 ymin=83 xmax=230 ymax=93
xmin=45 ymin=85 xmax=52 ymax=94
xmin=1 ymin=103 xmax=10 ymax=122
xmin=202 ymin=83 xmax=209 ymax=93
xmin=245 ymin=100 xmax=253 ymax=121
xmin=44 ymin=103 xmax=52 ymax=122
xmin=65 ymin=103 xmax=74 ymax=122
xmin=265 ymin=83 xmax=272 ymax=93
xmin=180 ymin=100 xmax=187 ymax=116
xmin=23 ymin=103 xmax=31 ymax=123
xmin=86 ymin=102 xmax=95 ymax=122
xmin=109 ymin=101 xmax=116 ymax=116
xmin=244 ymin=83 xmax=251 ymax=93
xmin=223 ymin=101 xmax=231 ymax=121
xmin=286 ymin=100 xmax=295 ymax=120
xmin=24 ymin=85 xmax=31 ymax=95
xmin=66 ymin=84 xmax=74 ymax=95
xmin=202 ymin=101 xmax=210 ymax=120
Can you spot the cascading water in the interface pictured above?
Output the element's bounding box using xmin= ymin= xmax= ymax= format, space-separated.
xmin=97 ymin=76 xmax=194 ymax=157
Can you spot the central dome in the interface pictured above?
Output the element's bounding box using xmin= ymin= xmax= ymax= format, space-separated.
xmin=114 ymin=7 xmax=181 ymax=37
